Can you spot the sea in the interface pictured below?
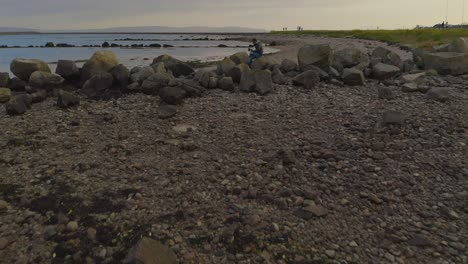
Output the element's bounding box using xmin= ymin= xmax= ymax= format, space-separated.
xmin=0 ymin=33 xmax=274 ymax=73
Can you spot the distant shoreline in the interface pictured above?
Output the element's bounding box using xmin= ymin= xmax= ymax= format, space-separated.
xmin=0 ymin=32 xmax=268 ymax=35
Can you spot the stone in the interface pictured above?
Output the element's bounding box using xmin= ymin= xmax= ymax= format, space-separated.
xmin=408 ymin=235 xmax=433 ymax=247
xmin=371 ymin=47 xmax=402 ymax=67
xmin=325 ymin=250 xmax=336 ymax=258
xmin=29 ymin=71 xmax=64 ymax=89
xmin=298 ymin=44 xmax=333 ymax=72
xmin=251 ymin=57 xmax=271 ymax=70
xmin=304 ymin=204 xmax=328 ymax=217
xmin=272 ymin=67 xmax=287 ymax=84
xmin=281 ymin=59 xmax=298 ymax=72
xmin=217 ymin=57 xmax=236 ymax=75
xmin=198 ymin=70 xmax=217 ymax=88
xmin=402 ymin=82 xmax=419 ymax=93
xmin=426 ymin=87 xmax=450 ymax=102
xmin=81 ymin=51 xmax=119 ymax=81
xmin=342 ymin=68 xmax=365 ymax=86
xmin=9 ymin=77 xmax=26 ymax=92
xmin=239 ymin=69 xmax=273 ymax=95
xmin=16 ymin=94 xmax=32 ymax=109
xmin=55 ymin=60 xmax=80 ymax=80
xmin=300 ymin=64 xmax=329 ymax=80
xmin=372 ymin=63 xmax=400 ymax=80
xmin=293 ymin=70 xmax=320 ymax=89
xmin=66 ymin=221 xmax=79 ymax=232
xmin=10 ymin=58 xmax=51 ymax=81
xmin=218 ymin=77 xmax=235 ymax=91
xmin=57 ymin=90 xmax=80 ymax=108
xmin=141 ymin=71 xmax=174 ymax=95
xmin=400 ymin=72 xmax=426 ymax=84
xmin=378 ymin=86 xmax=394 ymax=100
xmin=159 ymin=86 xmax=187 ymax=105
xmin=131 ymin=66 xmax=154 ymax=84
xmin=0 ymin=72 xmax=9 ymax=87
xmin=123 ymin=237 xmax=177 ymax=264
xmin=208 ymin=76 xmax=218 ymax=89
xmin=0 ymin=88 xmax=11 ymax=103
xmin=152 ymin=55 xmax=194 ymax=77
xmin=110 ymin=64 xmax=130 ymax=88
xmin=0 ymin=200 xmax=8 ymax=212
xmin=423 ymin=52 xmax=468 ymax=76
xmin=31 ymin=90 xmax=48 ymax=103
xmin=448 ymin=37 xmax=468 ymax=53
xmin=383 ymin=110 xmax=404 ymax=126
xmin=227 ymin=63 xmax=250 ymax=83
xmin=332 ymin=47 xmax=369 ymax=73
xmin=5 ymin=96 xmax=28 ymax=115
xmin=43 ymin=226 xmax=57 ymax=240
xmin=158 ymin=104 xmax=177 ymax=119
xmin=81 ymin=72 xmax=114 ymax=98
xmin=229 ymin=52 xmax=249 ymax=65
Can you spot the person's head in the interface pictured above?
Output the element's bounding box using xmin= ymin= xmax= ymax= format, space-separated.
xmin=252 ymin=38 xmax=257 ymax=44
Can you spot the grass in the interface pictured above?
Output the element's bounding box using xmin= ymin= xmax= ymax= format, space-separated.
xmin=270 ymin=28 xmax=468 ymax=47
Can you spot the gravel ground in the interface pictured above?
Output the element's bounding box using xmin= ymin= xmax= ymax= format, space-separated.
xmin=0 ymin=36 xmax=467 ymax=264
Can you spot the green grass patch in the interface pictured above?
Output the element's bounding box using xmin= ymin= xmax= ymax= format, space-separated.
xmin=270 ymin=29 xmax=468 ymax=47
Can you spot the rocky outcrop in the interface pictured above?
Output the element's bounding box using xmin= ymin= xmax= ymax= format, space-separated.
xmin=81 ymin=72 xmax=114 ymax=98
xmin=10 ymin=58 xmax=51 ymax=81
xmin=229 ymin=52 xmax=249 ymax=65
xmin=56 ymin=60 xmax=80 ymax=80
xmin=152 ymin=55 xmax=194 ymax=77
xmin=239 ymin=69 xmax=273 ymax=95
xmin=298 ymin=44 xmax=333 ymax=72
xmin=371 ymin=47 xmax=402 ymax=68
xmin=110 ymin=64 xmax=130 ymax=88
xmin=81 ymin=51 xmax=119 ymax=81
xmin=372 ymin=63 xmax=400 ymax=80
xmin=29 ymin=71 xmax=64 ymax=89
xmin=342 ymin=68 xmax=365 ymax=86
xmin=333 ymin=48 xmax=369 ymax=73
xmin=423 ymin=52 xmax=468 ymax=76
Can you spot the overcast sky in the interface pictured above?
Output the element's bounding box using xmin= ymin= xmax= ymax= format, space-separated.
xmin=0 ymin=0 xmax=466 ymax=30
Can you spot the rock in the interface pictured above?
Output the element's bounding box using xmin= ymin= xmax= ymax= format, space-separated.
xmin=281 ymin=59 xmax=298 ymax=72
xmin=10 ymin=58 xmax=51 ymax=81
xmin=229 ymin=52 xmax=249 ymax=65
xmin=0 ymin=72 xmax=9 ymax=87
xmin=66 ymin=221 xmax=79 ymax=232
xmin=131 ymin=66 xmax=155 ymax=84
xmin=400 ymin=72 xmax=426 ymax=84
xmin=300 ymin=65 xmax=329 ymax=80
xmin=152 ymin=55 xmax=194 ymax=77
xmin=81 ymin=72 xmax=114 ymax=98
xmin=158 ymin=104 xmax=177 ymax=119
xmin=81 ymin=51 xmax=119 ymax=81
xmin=251 ymin=57 xmax=271 ymax=70
xmin=426 ymin=87 xmax=450 ymax=102
xmin=239 ymin=69 xmax=273 ymax=95
xmin=342 ymin=68 xmax=365 ymax=86
xmin=0 ymin=200 xmax=8 ymax=212
xmin=141 ymin=71 xmax=174 ymax=95
xmin=9 ymin=77 xmax=27 ymax=91
xmin=383 ymin=110 xmax=404 ymax=126
xmin=159 ymin=86 xmax=187 ymax=105
xmin=298 ymin=44 xmax=333 ymax=72
xmin=448 ymin=37 xmax=468 ymax=53
xmin=217 ymin=57 xmax=236 ymax=75
xmin=325 ymin=250 xmax=336 ymax=258
xmin=402 ymin=82 xmax=419 ymax=93
xmin=423 ymin=52 xmax=468 ymax=76
xmin=29 ymin=71 xmax=64 ymax=89
xmin=0 ymin=88 xmax=11 ymax=103
xmin=372 ymin=63 xmax=400 ymax=80
xmin=55 ymin=60 xmax=80 ymax=80
xmin=208 ymin=76 xmax=218 ymax=89
xmin=110 ymin=64 xmax=130 ymax=88
xmin=333 ymin=47 xmax=369 ymax=73
xmin=371 ymin=47 xmax=402 ymax=67
xmin=43 ymin=226 xmax=57 ymax=240
xmin=57 ymin=90 xmax=80 ymax=108
xmin=293 ymin=70 xmax=320 ymax=89
xmin=198 ymin=70 xmax=217 ymax=88
xmin=227 ymin=64 xmax=250 ymax=84
xmin=408 ymin=235 xmax=433 ymax=247
xmin=31 ymin=90 xmax=48 ymax=103
xmin=305 ymin=204 xmax=329 ymax=217
xmin=123 ymin=237 xmax=177 ymax=264
xmin=15 ymin=94 xmax=32 ymax=109
xmin=5 ymin=96 xmax=28 ymax=115
xmin=272 ymin=67 xmax=288 ymax=84
xmin=218 ymin=77 xmax=235 ymax=91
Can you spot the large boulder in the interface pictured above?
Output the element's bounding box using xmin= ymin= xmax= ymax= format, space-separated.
xmin=217 ymin=57 xmax=236 ymax=75
xmin=159 ymin=86 xmax=187 ymax=105
xmin=110 ymin=64 xmax=130 ymax=88
xmin=0 ymin=88 xmax=11 ymax=103
xmin=300 ymin=65 xmax=329 ymax=81
xmin=227 ymin=63 xmax=250 ymax=83
xmin=0 ymin=72 xmax=9 ymax=87
xmin=198 ymin=70 xmax=217 ymax=88
xmin=448 ymin=38 xmax=468 ymax=53
xmin=239 ymin=70 xmax=273 ymax=95
xmin=371 ymin=47 xmax=402 ymax=67
xmin=218 ymin=77 xmax=234 ymax=91
xmin=372 ymin=63 xmax=400 ymax=80
xmin=342 ymin=68 xmax=365 ymax=86
xmin=5 ymin=96 xmax=28 ymax=115
xmin=10 ymin=58 xmax=51 ymax=81
xmin=281 ymin=59 xmax=298 ymax=72
xmin=298 ymin=44 xmax=333 ymax=72
xmin=81 ymin=51 xmax=119 ymax=81
xmin=423 ymin=52 xmax=468 ymax=76
xmin=55 ymin=60 xmax=80 ymax=80
xmin=57 ymin=90 xmax=80 ymax=108
xmin=272 ymin=67 xmax=288 ymax=85
xmin=81 ymin=72 xmax=114 ymax=97
xmin=251 ymin=57 xmax=271 ymax=70
xmin=152 ymin=55 xmax=194 ymax=77
xmin=131 ymin=66 xmax=155 ymax=84
xmin=141 ymin=70 xmax=174 ymax=95
xmin=29 ymin=71 xmax=64 ymax=89
xmin=293 ymin=70 xmax=320 ymax=89
xmin=229 ymin=52 xmax=249 ymax=65
xmin=333 ymin=48 xmax=369 ymax=73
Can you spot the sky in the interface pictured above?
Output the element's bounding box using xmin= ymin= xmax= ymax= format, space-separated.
xmin=0 ymin=0 xmax=466 ymax=30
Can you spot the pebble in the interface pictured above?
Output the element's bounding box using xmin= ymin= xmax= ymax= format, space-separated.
xmin=325 ymin=250 xmax=336 ymax=258
xmin=384 ymin=252 xmax=395 ymax=262
xmin=349 ymin=241 xmax=358 ymax=247
xmin=43 ymin=226 xmax=57 ymax=240
xmin=66 ymin=221 xmax=79 ymax=232
xmin=0 ymin=200 xmax=8 ymax=212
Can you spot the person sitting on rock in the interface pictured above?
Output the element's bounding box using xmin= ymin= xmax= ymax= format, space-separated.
xmin=247 ymin=38 xmax=264 ymax=66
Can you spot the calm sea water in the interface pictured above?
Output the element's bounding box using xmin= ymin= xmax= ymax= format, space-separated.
xmin=0 ymin=34 xmax=274 ymax=74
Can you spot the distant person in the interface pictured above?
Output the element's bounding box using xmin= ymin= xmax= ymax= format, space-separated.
xmin=247 ymin=38 xmax=264 ymax=66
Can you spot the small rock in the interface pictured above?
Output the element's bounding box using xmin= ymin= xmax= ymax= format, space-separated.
xmin=0 ymin=200 xmax=8 ymax=212
xmin=383 ymin=110 xmax=405 ymax=126
xmin=349 ymin=241 xmax=358 ymax=247
xmin=158 ymin=104 xmax=177 ymax=119
xmin=378 ymin=86 xmax=394 ymax=100
xmin=57 ymin=90 xmax=80 ymax=108
xmin=426 ymin=87 xmax=450 ymax=102
xmin=0 ymin=88 xmax=11 ymax=103
xmin=66 ymin=221 xmax=79 ymax=232
xmin=87 ymin=228 xmax=97 ymax=241
xmin=43 ymin=226 xmax=57 ymax=240
xmin=5 ymin=96 xmax=28 ymax=115
xmin=402 ymin=82 xmax=419 ymax=93
xmin=325 ymin=250 xmax=335 ymax=258
xmin=123 ymin=237 xmax=177 ymax=264
xmin=408 ymin=235 xmax=433 ymax=247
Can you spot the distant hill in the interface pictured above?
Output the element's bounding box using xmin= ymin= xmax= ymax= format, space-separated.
xmin=0 ymin=27 xmax=38 ymax=33
xmin=46 ymin=26 xmax=266 ymax=33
